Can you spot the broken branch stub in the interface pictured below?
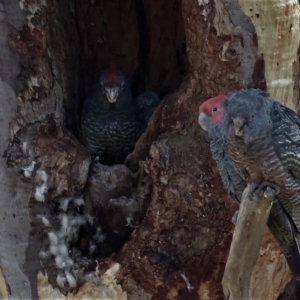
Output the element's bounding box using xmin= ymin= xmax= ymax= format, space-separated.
xmin=222 ymin=183 xmax=275 ymax=300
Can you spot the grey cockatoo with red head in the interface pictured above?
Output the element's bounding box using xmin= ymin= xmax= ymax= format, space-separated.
xmin=199 ymin=89 xmax=300 ymax=281
xmin=81 ymin=63 xmax=160 ymax=165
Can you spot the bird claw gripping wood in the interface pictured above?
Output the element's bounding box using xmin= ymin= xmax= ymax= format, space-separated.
xmin=231 ymin=210 xmax=239 ymax=225
xmin=253 ymin=182 xmax=280 ymax=201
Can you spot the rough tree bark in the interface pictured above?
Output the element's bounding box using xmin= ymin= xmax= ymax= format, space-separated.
xmin=0 ymin=0 xmax=299 ymax=299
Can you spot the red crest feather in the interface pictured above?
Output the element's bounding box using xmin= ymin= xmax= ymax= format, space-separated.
xmin=107 ymin=63 xmax=118 ymax=80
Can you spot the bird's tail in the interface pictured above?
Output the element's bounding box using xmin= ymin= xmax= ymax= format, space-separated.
xmin=268 ymin=199 xmax=300 ymax=281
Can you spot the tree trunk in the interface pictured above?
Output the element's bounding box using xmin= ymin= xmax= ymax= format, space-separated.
xmin=0 ymin=0 xmax=299 ymax=299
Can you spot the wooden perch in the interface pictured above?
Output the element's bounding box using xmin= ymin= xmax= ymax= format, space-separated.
xmin=222 ymin=183 xmax=276 ymax=300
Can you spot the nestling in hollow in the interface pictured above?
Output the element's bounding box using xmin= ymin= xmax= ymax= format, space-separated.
xmin=199 ymin=89 xmax=300 ymax=281
xmin=81 ymin=64 xmax=160 ymax=165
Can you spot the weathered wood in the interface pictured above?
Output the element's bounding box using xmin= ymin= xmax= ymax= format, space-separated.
xmin=239 ymin=0 xmax=300 ymax=111
xmin=222 ymin=183 xmax=275 ymax=300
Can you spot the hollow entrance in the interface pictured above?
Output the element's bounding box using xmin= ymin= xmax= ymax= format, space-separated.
xmin=47 ymin=0 xmax=187 ymax=258
xmin=48 ymin=0 xmax=188 ymax=133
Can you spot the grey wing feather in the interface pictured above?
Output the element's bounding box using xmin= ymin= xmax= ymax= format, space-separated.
xmin=269 ymin=101 xmax=300 ymax=231
xmin=208 ymin=126 xmax=245 ymax=203
xmin=271 ymin=101 xmax=300 ymax=176
xmin=267 ymin=199 xmax=300 ymax=280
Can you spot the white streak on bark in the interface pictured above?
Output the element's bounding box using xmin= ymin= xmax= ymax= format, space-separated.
xmin=239 ymin=0 xmax=300 ymax=111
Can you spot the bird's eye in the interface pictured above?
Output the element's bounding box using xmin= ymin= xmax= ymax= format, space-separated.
xmin=251 ymin=115 xmax=255 ymax=119
xmin=212 ymin=107 xmax=218 ymax=113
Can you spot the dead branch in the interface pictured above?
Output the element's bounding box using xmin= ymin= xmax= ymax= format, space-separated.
xmin=222 ymin=183 xmax=276 ymax=300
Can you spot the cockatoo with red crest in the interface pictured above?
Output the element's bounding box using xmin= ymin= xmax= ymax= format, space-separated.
xmin=199 ymin=90 xmax=300 ymax=281
xmin=81 ymin=63 xmax=159 ymax=165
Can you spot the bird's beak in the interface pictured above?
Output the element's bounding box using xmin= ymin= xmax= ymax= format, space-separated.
xmin=105 ymin=87 xmax=119 ymax=103
xmin=198 ymin=113 xmax=208 ymax=131
xmin=232 ymin=117 xmax=245 ymax=136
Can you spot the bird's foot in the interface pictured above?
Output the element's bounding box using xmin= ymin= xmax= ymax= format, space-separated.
xmin=231 ymin=210 xmax=239 ymax=225
xmin=252 ymin=182 xmax=280 ymax=200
